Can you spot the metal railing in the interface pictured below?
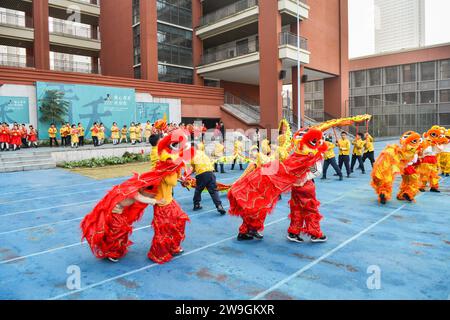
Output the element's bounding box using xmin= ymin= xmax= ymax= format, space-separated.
xmin=201 ymin=37 xmax=259 ymax=65
xmin=200 ymin=0 xmax=258 ymax=26
xmin=279 ymin=31 xmax=308 ymax=50
xmin=0 ymin=10 xmax=26 ymax=28
xmin=0 ymin=53 xmax=33 ymax=68
xmin=51 ymin=59 xmax=99 ymax=74
xmin=224 ymin=92 xmax=260 ymax=121
xmin=50 ymin=20 xmax=99 ymax=40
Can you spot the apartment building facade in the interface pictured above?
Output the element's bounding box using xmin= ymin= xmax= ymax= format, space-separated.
xmin=348 ymin=44 xmax=450 ymax=137
xmin=0 ymin=0 xmax=349 ymax=133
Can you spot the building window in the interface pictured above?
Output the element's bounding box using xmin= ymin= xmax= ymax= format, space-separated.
xmin=420 ymin=91 xmax=435 ymax=104
xmin=204 ymin=79 xmax=220 ymax=87
xmin=134 ymin=66 xmax=141 ymax=79
xmin=402 ymin=64 xmax=416 ymax=83
xmin=368 ymin=95 xmax=382 ymax=107
xmin=132 ymin=0 xmax=140 ymax=24
xmin=420 ymin=61 xmax=435 ymax=81
xmin=384 ymin=66 xmax=399 ymax=84
xmin=314 ymin=80 xmax=324 ymax=92
xmin=368 ymin=68 xmax=381 ymax=86
xmin=157 ymin=23 xmax=193 ymax=67
xmin=402 ymin=114 xmax=416 ymax=127
xmin=158 ymin=64 xmax=193 ymax=84
xmin=385 ymin=93 xmax=399 ymax=105
xmin=352 ymin=71 xmax=366 ymax=88
xmin=304 ymin=82 xmax=314 ymax=93
xmin=157 ymin=0 xmax=192 ymax=28
xmin=440 ymin=89 xmax=450 ymax=103
xmin=353 ymin=96 xmax=366 ymax=108
xmin=402 ymin=92 xmax=416 ymax=105
xmin=440 ymin=60 xmax=450 ymax=80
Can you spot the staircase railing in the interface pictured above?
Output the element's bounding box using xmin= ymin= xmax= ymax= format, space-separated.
xmin=224 ymin=92 xmax=260 ymax=122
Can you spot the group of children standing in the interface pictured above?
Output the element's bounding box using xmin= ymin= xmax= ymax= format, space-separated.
xmin=0 ymin=122 xmax=38 ymax=151
xmin=322 ymin=131 xmax=375 ymax=180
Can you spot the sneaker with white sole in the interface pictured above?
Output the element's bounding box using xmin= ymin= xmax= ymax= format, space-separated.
xmin=287 ymin=233 xmax=304 ymax=243
xmin=310 ymin=235 xmax=328 ymax=243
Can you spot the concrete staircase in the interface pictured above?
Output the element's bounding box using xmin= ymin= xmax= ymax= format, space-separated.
xmin=222 ymin=92 xmax=260 ymax=125
xmin=0 ymin=150 xmax=56 ymax=173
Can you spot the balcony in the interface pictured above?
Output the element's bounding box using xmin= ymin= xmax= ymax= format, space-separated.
xmin=198 ymin=37 xmax=260 ymax=81
xmin=0 ymin=53 xmax=34 ymax=68
xmin=51 ymin=58 xmax=99 ymax=74
xmin=196 ymin=0 xmax=259 ymax=40
xmin=49 ymin=19 xmax=101 ymax=52
xmin=278 ymin=31 xmax=310 ymax=66
xmin=278 ymin=0 xmax=310 ymax=20
xmin=48 ymin=0 xmax=100 ymax=18
xmin=0 ymin=11 xmax=34 ymax=42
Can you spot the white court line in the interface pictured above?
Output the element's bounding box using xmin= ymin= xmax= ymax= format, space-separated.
xmin=47 ymin=195 xmax=348 ymax=300
xmin=0 ymin=175 xmax=237 ymax=219
xmin=48 ymin=216 xmax=288 ymax=301
xmin=0 ymin=177 xmax=126 ymax=197
xmin=0 ymin=175 xmax=237 ymax=206
xmin=0 ymin=200 xmax=97 ymax=218
xmin=0 ymin=205 xmax=229 ymax=265
xmin=0 ymin=217 xmax=84 ymax=236
xmin=251 ymin=204 xmax=407 ymax=300
xmin=0 ymin=187 xmax=111 ymax=205
xmin=250 ymin=178 xmax=450 ymax=300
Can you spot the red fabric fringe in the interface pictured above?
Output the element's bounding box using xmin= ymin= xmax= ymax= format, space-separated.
xmin=81 ymin=160 xmax=183 ymax=260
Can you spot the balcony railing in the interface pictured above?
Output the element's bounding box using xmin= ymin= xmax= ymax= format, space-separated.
xmin=279 ymin=32 xmax=308 ymax=50
xmin=200 ymin=0 xmax=258 ymax=26
xmin=50 ymin=20 xmax=99 ymax=40
xmin=201 ymin=38 xmax=259 ymax=65
xmin=0 ymin=11 xmax=26 ymax=28
xmin=51 ymin=59 xmax=99 ymax=74
xmin=0 ymin=53 xmax=33 ymax=68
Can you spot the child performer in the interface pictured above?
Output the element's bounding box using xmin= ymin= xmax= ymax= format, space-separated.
xmin=78 ymin=123 xmax=85 ymax=147
xmin=337 ymin=131 xmax=351 ymax=177
xmin=81 ymin=128 xmax=194 ymax=264
xmin=136 ymin=123 xmax=142 ymax=143
xmin=350 ymin=133 xmax=366 ymax=174
xmin=20 ymin=124 xmax=28 ymax=148
xmin=190 ymin=142 xmax=226 ymax=215
xmin=321 ymin=134 xmax=343 ymax=180
xmin=228 ymin=128 xmax=327 ymax=241
xmin=98 ymin=123 xmax=105 ymax=145
xmin=60 ymin=123 xmax=68 ymax=147
xmin=10 ymin=124 xmax=22 ymax=151
xmin=129 ymin=122 xmax=137 ymax=145
xmin=211 ymin=136 xmax=226 ymax=174
xmin=145 ymin=121 xmax=152 ymax=144
xmin=371 ymin=131 xmax=422 ymax=204
xmin=439 ymin=129 xmax=450 ymax=177
xmin=231 ymin=136 xmax=244 ymax=170
xmin=149 ymin=134 xmax=161 ymax=169
xmin=27 ymin=125 xmax=38 ymax=148
xmin=362 ymin=132 xmax=375 ymax=167
xmin=0 ymin=123 xmax=10 ymax=151
xmin=48 ymin=123 xmax=58 ymax=147
xmin=90 ymin=122 xmax=99 ymax=147
xmin=70 ymin=125 xmax=79 ymax=148
xmin=111 ymin=122 xmax=120 ymax=145
xmin=120 ymin=125 xmax=128 ymax=144
xmin=417 ymin=126 xmax=447 ymax=193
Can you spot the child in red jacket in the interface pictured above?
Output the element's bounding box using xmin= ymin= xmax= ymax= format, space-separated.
xmin=27 ymin=125 xmax=38 ymax=148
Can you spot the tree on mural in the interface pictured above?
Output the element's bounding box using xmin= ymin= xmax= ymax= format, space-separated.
xmin=39 ymin=90 xmax=69 ymax=124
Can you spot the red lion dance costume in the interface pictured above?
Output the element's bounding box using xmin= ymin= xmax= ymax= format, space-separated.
xmin=417 ymin=126 xmax=448 ymax=193
xmin=228 ymin=127 xmax=327 ymax=241
xmin=371 ymin=131 xmax=422 ymax=204
xmin=287 ymin=129 xmax=328 ymax=243
xmin=81 ymin=129 xmax=194 ymax=264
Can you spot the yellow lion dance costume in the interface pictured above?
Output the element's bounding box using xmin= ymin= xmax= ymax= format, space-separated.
xmin=439 ymin=128 xmax=450 ymax=177
xmin=371 ymin=131 xmax=422 ymax=204
xmin=417 ymin=126 xmax=448 ymax=192
xmin=276 ymin=119 xmax=292 ymax=161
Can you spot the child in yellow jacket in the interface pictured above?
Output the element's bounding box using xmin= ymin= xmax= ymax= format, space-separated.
xmin=351 ymin=133 xmax=366 ymax=174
